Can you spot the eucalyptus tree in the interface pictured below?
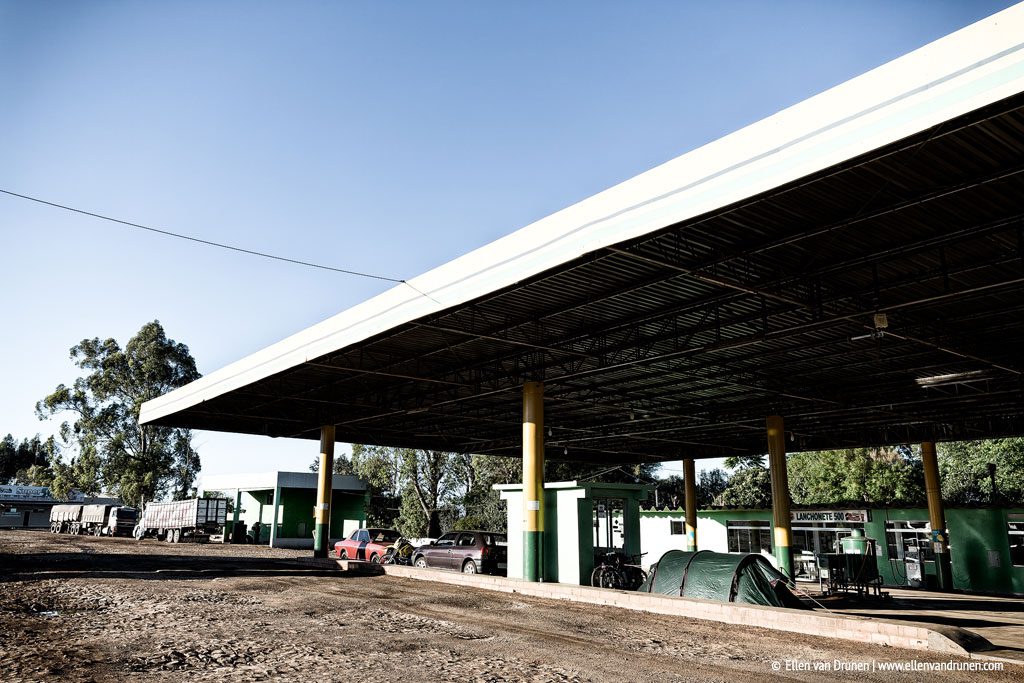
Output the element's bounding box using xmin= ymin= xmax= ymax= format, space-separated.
xmin=37 ymin=321 xmax=201 ymax=504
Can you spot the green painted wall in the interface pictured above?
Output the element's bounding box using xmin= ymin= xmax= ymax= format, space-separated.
xmin=691 ymin=507 xmax=1024 ymax=595
xmin=275 ymin=487 xmax=366 ymax=540
xmin=542 ymin=487 xmax=559 ymax=582
xmin=236 ymin=487 xmax=366 ymax=543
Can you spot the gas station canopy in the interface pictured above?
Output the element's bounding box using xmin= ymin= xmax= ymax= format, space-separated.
xmin=141 ymin=7 xmax=1024 ymax=464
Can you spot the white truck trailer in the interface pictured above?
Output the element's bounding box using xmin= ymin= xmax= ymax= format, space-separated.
xmin=134 ymin=498 xmax=229 ymax=543
xmin=49 ymin=504 xmax=83 ymax=534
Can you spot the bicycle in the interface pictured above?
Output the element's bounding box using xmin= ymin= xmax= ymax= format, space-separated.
xmin=590 ymin=551 xmax=647 ymax=590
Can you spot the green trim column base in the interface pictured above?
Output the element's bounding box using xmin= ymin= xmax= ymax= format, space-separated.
xmin=313 ymin=522 xmax=329 ymax=558
xmin=523 ymin=530 xmax=543 ymax=582
xmin=935 ymin=552 xmax=953 ymax=591
xmin=775 ymin=546 xmax=793 ymax=580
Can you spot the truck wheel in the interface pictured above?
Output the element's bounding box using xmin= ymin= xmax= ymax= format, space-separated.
xmin=172 ymin=529 xmax=181 ymax=543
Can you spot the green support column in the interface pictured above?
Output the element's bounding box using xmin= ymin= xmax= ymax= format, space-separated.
xmin=313 ymin=425 xmax=335 ymax=558
xmin=269 ymin=484 xmax=281 ymax=548
xmin=523 ymin=381 xmax=545 ymax=582
xmin=231 ymin=488 xmax=241 ymax=542
xmin=766 ymin=415 xmax=793 ymax=579
xmin=922 ymin=441 xmax=954 ymax=591
xmin=683 ymin=458 xmax=698 ymax=552
xmin=257 ymin=498 xmax=264 ymax=543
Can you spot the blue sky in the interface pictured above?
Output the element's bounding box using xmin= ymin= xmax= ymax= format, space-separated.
xmin=1 ymin=1 xmax=1017 ymax=485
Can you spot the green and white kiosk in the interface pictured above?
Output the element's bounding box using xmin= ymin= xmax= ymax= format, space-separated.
xmin=496 ymin=481 xmax=649 ymax=584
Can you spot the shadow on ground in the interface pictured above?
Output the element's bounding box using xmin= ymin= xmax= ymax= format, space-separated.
xmin=0 ymin=551 xmax=346 ymax=581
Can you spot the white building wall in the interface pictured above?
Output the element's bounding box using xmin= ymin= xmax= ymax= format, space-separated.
xmin=639 ymin=513 xmax=686 ymax=563
xmin=698 ymin=514 xmax=728 ymax=553
xmin=640 ymin=511 xmax=730 ymax=563
xmin=500 ymin=490 xmax=523 ymax=580
xmin=555 ymin=488 xmax=587 ymax=585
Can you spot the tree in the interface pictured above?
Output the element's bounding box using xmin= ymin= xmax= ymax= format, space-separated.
xmin=939 ymin=438 xmax=1024 ymax=505
xmin=308 ymin=452 xmax=356 ymax=476
xmin=13 ymin=463 xmax=56 ymax=488
xmin=719 ymin=466 xmax=772 ymax=508
xmin=697 ymin=468 xmax=729 ymax=507
xmin=457 ymin=454 xmax=520 ymax=533
xmin=397 ymin=449 xmax=454 ymax=537
xmin=787 ymin=447 xmax=924 ymax=506
xmin=345 ymin=443 xmax=404 ymax=528
xmin=724 ymin=454 xmax=765 ymax=471
xmin=653 ymin=475 xmax=685 ymax=508
xmin=1 ymin=434 xmax=57 ymax=485
xmin=36 ymin=321 xmax=201 ymax=505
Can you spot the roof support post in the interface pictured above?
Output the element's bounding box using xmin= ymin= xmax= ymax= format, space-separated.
xmin=683 ymin=458 xmax=698 ymax=551
xmin=231 ymin=488 xmax=241 ymax=542
xmin=313 ymin=425 xmax=335 ymax=559
xmin=523 ymin=381 xmax=545 ymax=582
xmin=270 ymin=482 xmax=281 ymax=548
xmin=922 ymin=441 xmax=953 ymax=591
xmin=257 ymin=497 xmax=264 ymax=543
xmin=766 ymin=415 xmax=793 ymax=579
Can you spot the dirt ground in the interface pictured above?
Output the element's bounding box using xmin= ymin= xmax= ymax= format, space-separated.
xmin=0 ymin=530 xmax=1016 ymax=682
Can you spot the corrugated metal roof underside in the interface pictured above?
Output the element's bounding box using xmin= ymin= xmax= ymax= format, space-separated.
xmin=147 ymin=93 xmax=1024 ymax=463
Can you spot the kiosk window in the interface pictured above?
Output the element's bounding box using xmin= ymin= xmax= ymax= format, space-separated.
xmin=1009 ymin=514 xmax=1024 ymax=567
xmin=885 ymin=520 xmax=934 ymax=561
xmin=670 ymin=521 xmax=684 ymax=535
xmin=727 ymin=520 xmax=771 ymax=554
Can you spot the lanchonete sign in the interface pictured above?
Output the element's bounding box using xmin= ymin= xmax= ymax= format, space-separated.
xmin=0 ymin=485 xmax=84 ymax=502
xmin=791 ymin=510 xmax=868 ymax=523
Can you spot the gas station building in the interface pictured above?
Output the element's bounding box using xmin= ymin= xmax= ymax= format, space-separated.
xmin=140 ymin=6 xmax=1024 ymax=596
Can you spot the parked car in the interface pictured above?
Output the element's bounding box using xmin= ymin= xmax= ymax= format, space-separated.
xmin=334 ymin=528 xmax=401 ymax=563
xmin=411 ymin=530 xmax=507 ymax=575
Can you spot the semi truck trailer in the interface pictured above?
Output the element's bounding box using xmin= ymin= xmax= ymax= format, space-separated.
xmin=134 ymin=498 xmax=229 ymax=543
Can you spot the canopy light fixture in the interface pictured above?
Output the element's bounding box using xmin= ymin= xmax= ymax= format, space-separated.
xmin=916 ymin=370 xmax=990 ymax=388
xmin=851 ymin=312 xmax=891 ymax=342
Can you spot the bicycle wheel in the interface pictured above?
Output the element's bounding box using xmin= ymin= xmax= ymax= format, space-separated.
xmin=599 ymin=567 xmax=623 ymax=590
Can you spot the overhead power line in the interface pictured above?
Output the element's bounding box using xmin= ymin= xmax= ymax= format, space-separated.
xmin=0 ymin=189 xmax=429 ymax=293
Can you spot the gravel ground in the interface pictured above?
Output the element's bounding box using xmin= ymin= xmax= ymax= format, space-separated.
xmin=0 ymin=530 xmax=1016 ymax=682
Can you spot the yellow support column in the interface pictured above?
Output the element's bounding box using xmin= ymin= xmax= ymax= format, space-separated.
xmin=522 ymin=381 xmax=545 ymax=582
xmin=313 ymin=425 xmax=335 ymax=559
xmin=683 ymin=458 xmax=698 ymax=552
xmin=922 ymin=441 xmax=953 ymax=591
xmin=766 ymin=415 xmax=793 ymax=579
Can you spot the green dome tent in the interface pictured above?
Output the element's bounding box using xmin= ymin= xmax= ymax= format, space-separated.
xmin=639 ymin=550 xmax=806 ymax=609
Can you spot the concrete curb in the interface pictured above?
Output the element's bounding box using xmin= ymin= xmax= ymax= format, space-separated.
xmin=381 ymin=565 xmax=1011 ymax=660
